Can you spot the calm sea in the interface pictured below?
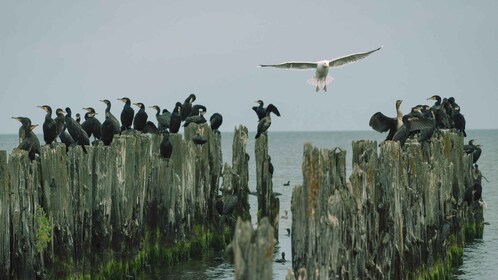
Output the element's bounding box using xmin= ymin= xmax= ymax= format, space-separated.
xmin=1 ymin=130 xmax=496 ymax=279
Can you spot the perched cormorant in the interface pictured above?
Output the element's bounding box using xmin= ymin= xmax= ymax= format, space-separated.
xmin=255 ymin=104 xmax=281 ymax=139
xmin=283 ymin=181 xmax=290 ymax=186
xmin=75 ymin=113 xmax=81 ymax=124
xmin=101 ymin=111 xmax=116 ymax=146
xmin=275 ymin=252 xmax=286 ymax=263
xmin=450 ymin=106 xmax=466 ymax=137
xmin=427 ymin=95 xmax=451 ymax=129
xmin=160 ymin=130 xmax=173 ymax=159
xmin=464 ymin=182 xmax=482 ymax=205
xmin=118 ymin=97 xmax=134 ymax=131
xmin=169 ymin=102 xmax=183 ymax=133
xmin=189 ymin=104 xmax=207 ymax=117
xmin=252 ymin=100 xmax=281 ymax=121
xmin=150 ymin=105 xmax=170 ymax=131
xmin=37 ymin=105 xmax=57 ymax=145
xmin=81 ymin=107 xmax=102 ymax=142
xmin=392 ymin=106 xmax=433 ymax=147
xmin=183 ymin=109 xmax=206 ymax=127
xmin=369 ymin=100 xmax=404 ymax=141
xmin=181 ymin=94 xmax=196 ymax=121
xmin=99 ymin=99 xmax=121 ymax=134
xmin=210 ymin=113 xmax=223 ymax=133
xmin=464 ymin=140 xmax=482 ymax=164
xmin=418 ymin=105 xmax=436 ymax=143
xmin=16 ymin=124 xmax=41 ymax=161
xmin=143 ymin=121 xmax=160 ymax=134
xmin=268 ymin=155 xmax=274 ymax=177
xmin=12 ymin=116 xmax=31 ymax=144
xmin=192 ymin=132 xmax=207 ymax=145
xmin=218 ymin=193 xmax=239 ymax=225
xmin=133 ymin=102 xmax=148 ymax=132
xmin=65 ymin=107 xmax=90 ymax=151
xmin=54 ymin=109 xmax=75 ymax=150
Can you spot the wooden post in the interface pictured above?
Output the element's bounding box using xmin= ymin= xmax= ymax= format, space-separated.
xmin=0 ymin=151 xmax=9 ymax=279
xmin=233 ymin=217 xmax=275 ymax=280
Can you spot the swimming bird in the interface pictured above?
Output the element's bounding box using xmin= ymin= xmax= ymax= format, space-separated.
xmin=133 ymin=102 xmax=148 ymax=132
xmin=181 ymin=94 xmax=196 ymax=120
xmin=101 ymin=111 xmax=115 ymax=146
xmin=259 ymin=46 xmax=382 ymax=92
xmin=100 ymin=99 xmax=121 ymax=134
xmin=12 ymin=116 xmax=31 ymax=144
xmin=37 ymin=105 xmax=57 ymax=145
xmin=210 ymin=113 xmax=223 ymax=134
xmin=65 ymin=107 xmax=90 ymax=151
xmin=150 ymin=105 xmax=170 ymax=131
xmin=160 ymin=130 xmax=173 ymax=159
xmin=81 ymin=107 xmax=102 ymax=142
xmin=255 ymin=104 xmax=281 ymax=139
xmin=369 ymin=100 xmax=403 ymax=141
xmin=16 ymin=124 xmax=41 ymax=161
xmin=275 ymin=252 xmax=286 ymax=263
xmin=118 ymin=97 xmax=134 ymax=131
xmin=169 ymin=102 xmax=183 ymax=133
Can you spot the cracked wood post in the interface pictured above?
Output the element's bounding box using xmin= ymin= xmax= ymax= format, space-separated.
xmin=0 ymin=151 xmax=9 ymax=279
xmin=255 ymin=134 xmax=279 ymax=240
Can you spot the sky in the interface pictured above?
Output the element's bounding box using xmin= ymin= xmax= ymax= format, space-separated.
xmin=1 ymin=0 xmax=497 ymax=134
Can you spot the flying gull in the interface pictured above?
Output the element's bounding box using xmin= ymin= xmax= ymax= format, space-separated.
xmin=259 ymin=46 xmax=382 ymax=92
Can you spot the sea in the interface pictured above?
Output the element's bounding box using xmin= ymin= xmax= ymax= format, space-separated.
xmin=1 ymin=130 xmax=496 ymax=279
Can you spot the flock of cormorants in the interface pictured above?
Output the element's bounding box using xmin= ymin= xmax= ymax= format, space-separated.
xmin=12 ymin=93 xmax=227 ymax=161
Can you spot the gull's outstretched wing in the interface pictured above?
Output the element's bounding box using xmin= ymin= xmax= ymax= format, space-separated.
xmin=259 ymin=61 xmax=317 ymax=70
xmin=328 ymin=47 xmax=382 ymax=68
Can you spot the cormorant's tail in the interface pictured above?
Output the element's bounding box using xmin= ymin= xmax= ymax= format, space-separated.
xmin=255 ymin=132 xmax=261 ymax=139
xmin=307 ymin=75 xmax=333 ymax=92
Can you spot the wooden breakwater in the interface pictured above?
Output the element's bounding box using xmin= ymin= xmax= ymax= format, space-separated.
xmin=0 ymin=123 xmax=252 ymax=279
xmin=291 ymin=131 xmax=483 ymax=279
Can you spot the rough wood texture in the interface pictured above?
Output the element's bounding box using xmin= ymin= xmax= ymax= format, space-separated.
xmin=233 ymin=217 xmax=275 ymax=280
xmin=0 ymin=122 xmax=225 ymax=279
xmin=255 ymin=134 xmax=279 ymax=239
xmin=291 ymin=132 xmax=483 ymax=279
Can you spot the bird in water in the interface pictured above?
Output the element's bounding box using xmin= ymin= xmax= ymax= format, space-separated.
xmin=275 ymin=252 xmax=286 ymax=263
xmin=210 ymin=113 xmax=223 ymax=134
xmin=181 ymin=93 xmax=196 ymax=121
xmin=160 ymin=130 xmax=173 ymax=159
xmin=464 ymin=139 xmax=482 ymax=165
xmin=101 ymin=111 xmax=116 ymax=146
xmin=118 ymin=97 xmax=134 ymax=131
xmin=65 ymin=107 xmax=90 ymax=152
xmin=37 ymin=105 xmax=57 ymax=145
xmin=150 ymin=105 xmax=170 ymax=131
xmin=16 ymin=124 xmax=41 ymax=161
xmin=369 ymin=100 xmax=404 ymax=141
xmin=12 ymin=116 xmax=31 ymax=144
xmin=100 ymin=99 xmax=121 ymax=134
xmin=259 ymin=46 xmax=382 ymax=92
xmin=54 ymin=109 xmax=75 ymax=150
xmin=255 ymin=104 xmax=281 ymax=139
xmin=252 ymin=100 xmax=282 ymax=121
xmin=133 ymin=102 xmax=148 ymax=132
xmin=81 ymin=107 xmax=102 ymax=142
xmin=183 ymin=109 xmax=207 ymax=127
xmin=169 ymin=102 xmax=183 ymax=134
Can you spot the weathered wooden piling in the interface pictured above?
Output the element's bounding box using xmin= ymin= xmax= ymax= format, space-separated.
xmin=233 ymin=217 xmax=275 ymax=280
xmin=0 ymin=122 xmax=231 ymax=279
xmin=255 ymin=134 xmax=279 ymax=239
xmin=291 ymin=132 xmax=483 ymax=279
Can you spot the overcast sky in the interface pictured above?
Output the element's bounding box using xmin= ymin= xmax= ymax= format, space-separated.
xmin=1 ymin=0 xmax=497 ymax=134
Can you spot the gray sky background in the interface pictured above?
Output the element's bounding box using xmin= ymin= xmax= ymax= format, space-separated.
xmin=1 ymin=0 xmax=497 ymax=134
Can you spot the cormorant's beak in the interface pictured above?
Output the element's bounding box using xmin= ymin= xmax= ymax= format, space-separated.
xmin=117 ymin=98 xmax=125 ymax=102
xmin=82 ymin=108 xmax=90 ymax=112
xmin=427 ymin=96 xmax=435 ymax=100
xmin=12 ymin=117 xmax=21 ymax=122
xmin=99 ymin=100 xmax=105 ymax=103
xmin=37 ymin=106 xmax=46 ymax=111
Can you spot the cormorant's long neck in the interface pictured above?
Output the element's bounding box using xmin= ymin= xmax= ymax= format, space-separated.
xmin=106 ymin=103 xmax=111 ymax=113
xmin=155 ymin=107 xmax=160 ymax=116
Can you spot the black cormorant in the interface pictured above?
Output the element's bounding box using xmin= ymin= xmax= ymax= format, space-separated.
xmin=101 ymin=111 xmax=116 ymax=146
xmin=12 ymin=116 xmax=31 ymax=144
xmin=181 ymin=93 xmax=196 ymax=120
xmin=418 ymin=105 xmax=436 ymax=143
xmin=81 ymin=107 xmax=102 ymax=142
xmin=255 ymin=104 xmax=281 ymax=139
xmin=37 ymin=105 xmax=57 ymax=145
xmin=160 ymin=130 xmax=173 ymax=159
xmin=150 ymin=105 xmax=170 ymax=131
xmin=54 ymin=109 xmax=75 ymax=150
xmin=133 ymin=102 xmax=148 ymax=132
xmin=189 ymin=104 xmax=207 ymax=117
xmin=210 ymin=113 xmax=223 ymax=134
xmin=99 ymin=99 xmax=121 ymax=134
xmin=143 ymin=121 xmax=160 ymax=134
xmin=65 ymin=107 xmax=90 ymax=151
xmin=192 ymin=132 xmax=207 ymax=145
xmin=183 ymin=109 xmax=206 ymax=127
xmin=118 ymin=97 xmax=134 ymax=131
xmin=392 ymin=106 xmax=433 ymax=147
xmin=369 ymin=100 xmax=403 ymax=141
xmin=252 ymin=100 xmax=281 ymax=121
xmin=450 ymin=106 xmax=466 ymax=137
xmin=16 ymin=124 xmax=41 ymax=161
xmin=169 ymin=102 xmax=183 ymax=133
xmin=75 ymin=113 xmax=81 ymax=124
xmin=464 ymin=139 xmax=482 ymax=164
xmin=275 ymin=252 xmax=286 ymax=263
xmin=283 ymin=181 xmax=290 ymax=186
xmin=427 ymin=95 xmax=451 ymax=129
xmin=268 ymin=155 xmax=274 ymax=177
xmin=464 ymin=182 xmax=482 ymax=205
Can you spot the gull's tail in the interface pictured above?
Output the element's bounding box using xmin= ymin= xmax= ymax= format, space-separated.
xmin=307 ymin=75 xmax=333 ymax=92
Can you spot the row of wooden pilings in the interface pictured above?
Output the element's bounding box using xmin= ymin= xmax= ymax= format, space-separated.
xmin=0 ymin=122 xmax=281 ymax=279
